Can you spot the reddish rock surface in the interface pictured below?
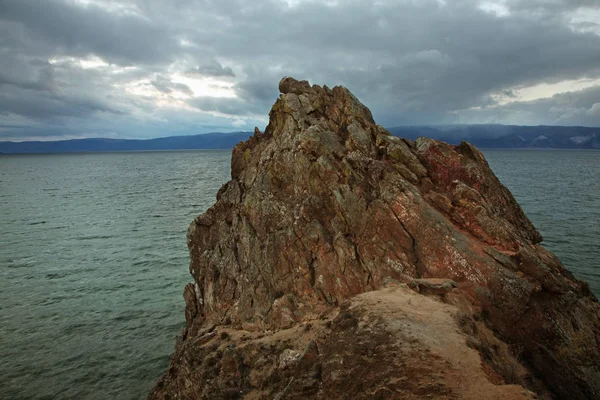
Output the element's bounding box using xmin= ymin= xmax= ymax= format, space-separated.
xmin=150 ymin=77 xmax=600 ymax=399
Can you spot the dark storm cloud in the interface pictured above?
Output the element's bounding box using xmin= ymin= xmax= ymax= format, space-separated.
xmin=151 ymin=75 xmax=194 ymax=96
xmin=0 ymin=54 xmax=125 ymax=122
xmin=1 ymin=0 xmax=600 ymax=140
xmin=232 ymin=66 xmax=284 ymax=110
xmin=168 ymin=0 xmax=600 ymax=126
xmin=0 ymin=0 xmax=181 ymax=65
xmin=0 ymin=84 xmax=124 ymax=120
xmin=186 ymin=60 xmax=236 ymax=78
xmin=188 ymin=95 xmax=265 ymax=116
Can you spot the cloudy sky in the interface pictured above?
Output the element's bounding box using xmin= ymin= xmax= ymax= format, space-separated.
xmin=1 ymin=0 xmax=600 ymax=141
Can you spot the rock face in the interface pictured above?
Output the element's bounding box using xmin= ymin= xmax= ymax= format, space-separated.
xmin=150 ymin=77 xmax=600 ymax=399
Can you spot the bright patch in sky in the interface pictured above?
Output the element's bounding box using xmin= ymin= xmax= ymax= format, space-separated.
xmin=119 ymin=79 xmax=156 ymax=98
xmin=72 ymin=0 xmax=143 ymax=17
xmin=49 ymin=55 xmax=109 ymax=69
xmin=568 ymin=7 xmax=600 ymax=35
xmin=80 ymin=56 xmax=110 ymax=69
xmin=478 ymin=0 xmax=509 ymax=17
xmin=170 ymin=75 xmax=237 ymax=98
xmin=492 ymin=78 xmax=600 ymax=106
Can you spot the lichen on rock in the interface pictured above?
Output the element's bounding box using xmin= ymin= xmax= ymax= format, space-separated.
xmin=150 ymin=77 xmax=600 ymax=400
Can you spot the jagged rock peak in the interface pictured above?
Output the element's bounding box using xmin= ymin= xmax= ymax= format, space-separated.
xmin=269 ymin=76 xmax=374 ymax=136
xmin=153 ymin=77 xmax=600 ymax=400
xmin=278 ymin=76 xmax=313 ymax=94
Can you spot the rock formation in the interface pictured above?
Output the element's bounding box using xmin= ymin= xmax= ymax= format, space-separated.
xmin=150 ymin=77 xmax=600 ymax=399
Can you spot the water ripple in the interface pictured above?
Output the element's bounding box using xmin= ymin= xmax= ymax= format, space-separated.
xmin=1 ymin=149 xmax=598 ymax=400
xmin=0 ymin=150 xmax=231 ymax=400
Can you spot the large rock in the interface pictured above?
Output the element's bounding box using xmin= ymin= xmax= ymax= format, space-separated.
xmin=151 ymin=286 xmax=537 ymax=399
xmin=151 ymin=77 xmax=600 ymax=399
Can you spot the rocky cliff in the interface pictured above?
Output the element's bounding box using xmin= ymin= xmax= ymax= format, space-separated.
xmin=150 ymin=77 xmax=600 ymax=399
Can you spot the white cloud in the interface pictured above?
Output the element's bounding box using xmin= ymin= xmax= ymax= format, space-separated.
xmin=489 ymin=78 xmax=600 ymax=106
xmin=567 ymin=7 xmax=600 ymax=34
xmin=478 ymin=0 xmax=510 ymax=17
xmin=49 ymin=55 xmax=110 ymax=69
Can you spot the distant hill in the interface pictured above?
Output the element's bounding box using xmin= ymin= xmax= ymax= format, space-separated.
xmin=387 ymin=125 xmax=600 ymax=149
xmin=0 ymin=132 xmax=253 ymax=154
xmin=1 ymin=125 xmax=599 ymax=154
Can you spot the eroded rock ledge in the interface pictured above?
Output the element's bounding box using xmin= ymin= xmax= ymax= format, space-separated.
xmin=150 ymin=77 xmax=600 ymax=399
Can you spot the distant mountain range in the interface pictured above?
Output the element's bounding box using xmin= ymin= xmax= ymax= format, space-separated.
xmin=387 ymin=125 xmax=600 ymax=149
xmin=0 ymin=132 xmax=251 ymax=154
xmin=1 ymin=125 xmax=599 ymax=154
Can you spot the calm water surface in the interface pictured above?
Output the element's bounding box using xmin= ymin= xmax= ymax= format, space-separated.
xmin=0 ymin=151 xmax=230 ymax=399
xmin=0 ymin=149 xmax=598 ymax=399
xmin=484 ymin=150 xmax=600 ymax=289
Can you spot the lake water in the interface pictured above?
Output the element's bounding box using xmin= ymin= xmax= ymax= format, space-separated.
xmin=0 ymin=149 xmax=598 ymax=399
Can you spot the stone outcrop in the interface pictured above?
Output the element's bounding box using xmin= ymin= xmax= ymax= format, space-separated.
xmin=150 ymin=77 xmax=600 ymax=399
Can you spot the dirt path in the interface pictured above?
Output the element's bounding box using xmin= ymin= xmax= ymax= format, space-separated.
xmin=349 ymin=287 xmax=536 ymax=399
